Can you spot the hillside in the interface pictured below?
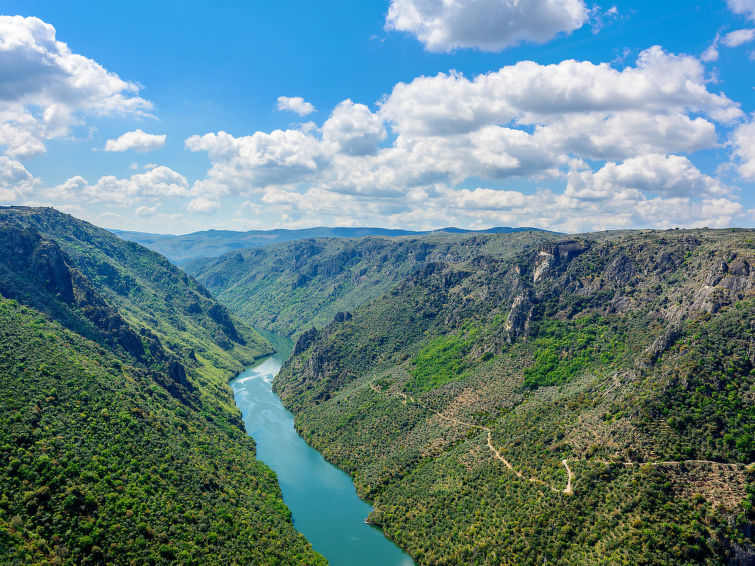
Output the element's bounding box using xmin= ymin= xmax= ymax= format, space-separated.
xmin=0 ymin=207 xmax=324 ymax=564
xmin=187 ymin=231 xmax=550 ymax=338
xmin=267 ymin=229 xmax=754 ymax=564
xmin=116 ymin=225 xmax=547 ymax=264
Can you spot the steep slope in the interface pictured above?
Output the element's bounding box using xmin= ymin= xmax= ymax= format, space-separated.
xmin=115 ymin=225 xmax=547 ymax=264
xmin=0 ymin=207 xmax=324 ymax=564
xmin=187 ymin=231 xmax=549 ymax=337
xmin=273 ymin=229 xmax=754 ymax=564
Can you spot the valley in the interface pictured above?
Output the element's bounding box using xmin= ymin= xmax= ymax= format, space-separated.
xmin=236 ymin=227 xmax=754 ymax=564
xmin=1 ymin=207 xmax=753 ymax=564
xmin=230 ymin=336 xmax=413 ymax=566
xmin=5 ymin=2 xmax=755 ymax=564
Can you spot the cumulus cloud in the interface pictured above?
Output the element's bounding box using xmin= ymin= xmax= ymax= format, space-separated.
xmin=182 ymin=47 xmax=747 ymax=231
xmin=135 ymin=205 xmax=157 ymax=216
xmin=564 ymin=155 xmax=729 ymax=200
xmin=380 ymin=46 xmax=740 ymax=137
xmin=0 ymin=156 xmax=37 ymax=202
xmin=727 ymin=0 xmax=755 ymax=20
xmin=187 ymin=197 xmax=220 ymax=214
xmin=322 ymin=100 xmax=386 ymax=156
xmin=277 ymin=96 xmax=316 ymax=116
xmin=385 ymin=0 xmax=589 ymax=52
xmin=187 ymin=47 xmax=738 ymax=197
xmin=240 ymin=174 xmax=743 ymax=234
xmin=731 ymin=116 xmax=755 ymax=180
xmin=0 ymin=16 xmax=152 ymax=160
xmin=186 ymin=128 xmax=326 ymax=189
xmin=105 ymin=129 xmax=166 ymax=152
xmin=47 ymin=166 xmax=189 ymax=204
xmin=722 ymin=28 xmax=755 ymax=47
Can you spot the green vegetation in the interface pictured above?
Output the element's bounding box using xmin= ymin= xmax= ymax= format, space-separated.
xmin=408 ymin=331 xmax=476 ymax=391
xmin=522 ymin=316 xmax=626 ymax=388
xmin=0 ymin=207 xmax=324 ymax=565
xmin=10 ymin=205 xmax=749 ymax=565
xmin=407 ymin=325 xmax=482 ymax=392
xmin=630 ymin=300 xmax=755 ymax=464
xmin=0 ymin=299 xmax=322 ymax=564
xmin=118 ymin=225 xmax=546 ymax=265
xmin=187 ymin=231 xmax=547 ymax=337
xmin=264 ymin=228 xmax=755 ymax=564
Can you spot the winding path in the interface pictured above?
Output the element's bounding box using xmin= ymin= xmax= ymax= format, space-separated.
xmin=370 ymin=380 xmax=751 ymax=496
xmin=373 ymin=382 xmax=573 ymax=493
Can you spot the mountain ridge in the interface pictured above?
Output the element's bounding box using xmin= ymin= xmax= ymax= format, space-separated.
xmin=113 ymin=224 xmax=554 ymax=264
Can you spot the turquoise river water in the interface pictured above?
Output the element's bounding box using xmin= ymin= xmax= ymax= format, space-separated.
xmin=230 ymin=337 xmax=414 ymax=566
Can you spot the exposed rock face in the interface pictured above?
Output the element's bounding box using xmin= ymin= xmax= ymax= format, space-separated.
xmin=691 ymin=257 xmax=753 ymax=316
xmin=31 ymin=240 xmax=76 ymax=302
xmin=293 ymin=327 xmax=319 ymax=356
xmin=533 ymin=241 xmax=588 ymax=283
xmin=603 ymin=254 xmax=635 ymax=284
xmin=641 ymin=325 xmax=682 ymax=367
xmin=0 ymin=221 xmax=195 ymax=403
xmin=0 ymin=224 xmax=75 ymax=303
xmin=533 ymin=251 xmax=555 ymax=283
xmin=554 ymin=241 xmax=588 ymax=262
xmin=729 ymin=259 xmax=750 ymax=277
xmin=168 ymin=359 xmax=189 ymax=387
xmin=505 ymin=293 xmax=533 ymax=338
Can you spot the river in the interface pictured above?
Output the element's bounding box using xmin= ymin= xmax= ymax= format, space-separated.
xmin=230 ymin=335 xmax=414 ymax=566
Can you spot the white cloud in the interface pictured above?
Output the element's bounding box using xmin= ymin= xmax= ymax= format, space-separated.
xmin=188 ymin=47 xmax=738 ymax=200
xmin=105 ymin=129 xmax=166 ymax=152
xmin=0 ymin=16 xmax=152 ymax=159
xmin=181 ymin=47 xmax=747 ymax=232
xmin=564 ymin=154 xmax=729 ymax=200
xmin=240 ymin=175 xmax=744 ymax=234
xmin=727 ymin=0 xmax=755 ymax=20
xmin=380 ymin=47 xmax=740 ymax=138
xmin=277 ymin=96 xmax=316 ymax=116
xmin=731 ymin=116 xmax=755 ymax=180
xmin=135 ymin=205 xmax=157 ymax=216
xmin=385 ymin=0 xmax=589 ymax=52
xmin=722 ymin=28 xmax=755 ymax=47
xmin=47 ymin=166 xmax=189 ymax=204
xmin=322 ymin=100 xmax=386 ymax=156
xmin=187 ymin=197 xmax=220 ymax=214
xmin=0 ymin=156 xmax=37 ymax=202
xmin=701 ymin=32 xmax=720 ymax=62
xmin=186 ymin=128 xmax=326 ymax=189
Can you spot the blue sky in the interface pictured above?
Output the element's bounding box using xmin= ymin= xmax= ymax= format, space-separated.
xmin=0 ymin=0 xmax=753 ymax=233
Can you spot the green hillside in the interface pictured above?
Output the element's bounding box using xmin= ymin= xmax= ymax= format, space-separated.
xmin=268 ymin=229 xmax=754 ymax=564
xmin=187 ymin=231 xmax=549 ymax=338
xmin=0 ymin=207 xmax=324 ymax=564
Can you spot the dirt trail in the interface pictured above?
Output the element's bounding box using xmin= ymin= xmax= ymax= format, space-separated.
xmin=562 ymin=460 xmax=573 ymax=495
xmin=486 ymin=430 xmax=520 ymax=476
xmin=369 ymin=380 xmax=752 ymax=496
xmin=372 ymin=381 xmax=572 ymax=493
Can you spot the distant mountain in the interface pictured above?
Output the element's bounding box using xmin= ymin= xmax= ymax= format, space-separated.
xmin=112 ymin=225 xmax=551 ymax=264
xmin=186 ymin=231 xmax=551 ymax=338
xmin=0 ymin=207 xmax=324 ymax=565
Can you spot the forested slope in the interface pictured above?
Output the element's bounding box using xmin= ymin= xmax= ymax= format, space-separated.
xmin=270 ymin=229 xmax=754 ymax=564
xmin=0 ymin=207 xmax=324 ymax=564
xmin=187 ymin=231 xmax=549 ymax=337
